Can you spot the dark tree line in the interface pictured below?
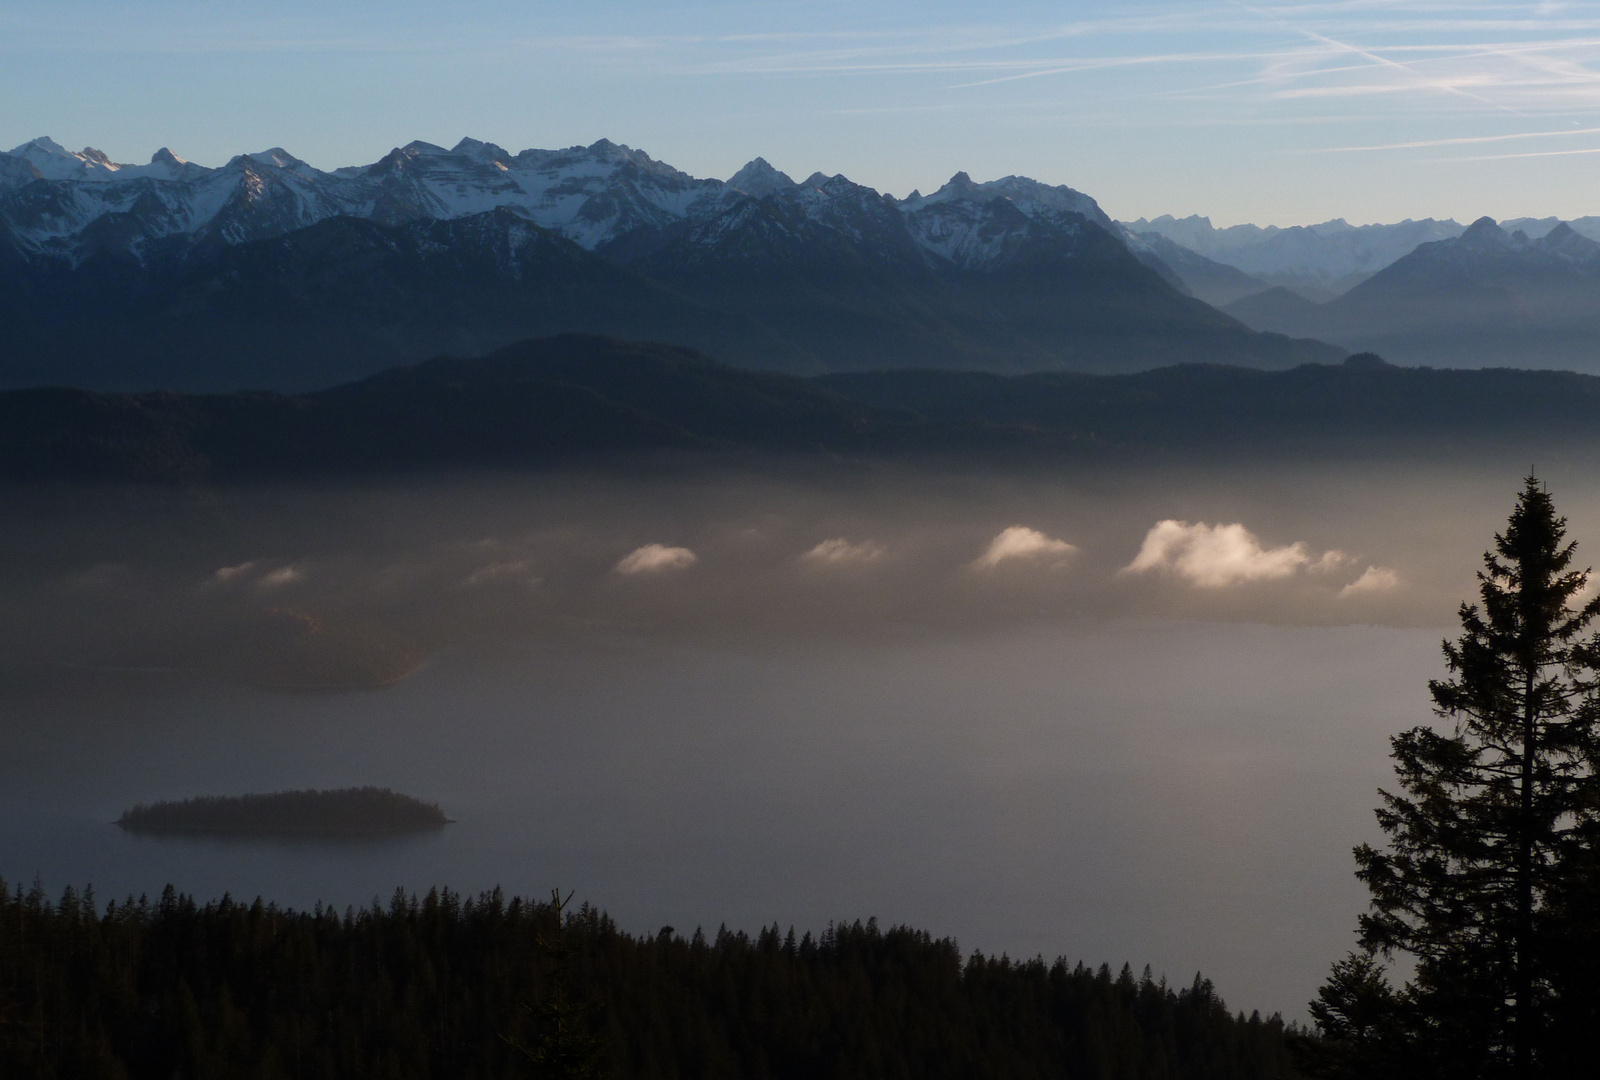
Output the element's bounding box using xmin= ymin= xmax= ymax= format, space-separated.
xmin=1303 ymin=478 xmax=1600 ymax=1079
xmin=0 ymin=877 xmax=1302 ymax=1080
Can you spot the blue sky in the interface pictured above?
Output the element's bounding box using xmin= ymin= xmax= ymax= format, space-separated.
xmin=8 ymin=1 xmax=1600 ymax=225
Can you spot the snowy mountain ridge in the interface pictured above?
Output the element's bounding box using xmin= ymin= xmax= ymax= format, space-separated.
xmin=0 ymin=136 xmax=1121 ymax=273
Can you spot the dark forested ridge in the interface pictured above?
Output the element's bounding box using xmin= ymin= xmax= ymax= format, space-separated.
xmin=6 ymin=335 xmax=1600 ymax=482
xmin=117 ymin=788 xmax=449 ymax=838
xmin=0 ymin=879 xmax=1303 ymax=1080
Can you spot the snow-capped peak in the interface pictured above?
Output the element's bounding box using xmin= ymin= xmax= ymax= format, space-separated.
xmin=232 ymin=148 xmax=321 ymax=178
xmin=399 ymin=140 xmax=452 ymax=157
xmin=11 ymin=136 xmax=73 ymax=160
xmin=11 ymin=137 xmax=124 ymax=180
xmin=727 ymin=157 xmax=795 ymax=198
xmin=902 ymin=172 xmax=1114 ymax=232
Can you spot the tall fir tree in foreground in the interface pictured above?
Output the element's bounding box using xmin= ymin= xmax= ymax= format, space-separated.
xmin=1304 ymin=477 xmax=1600 ymax=1079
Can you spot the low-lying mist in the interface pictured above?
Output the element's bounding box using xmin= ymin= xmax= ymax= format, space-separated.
xmin=3 ymin=452 xmax=1596 ymax=1019
xmin=0 ymin=455 xmax=1568 ymax=684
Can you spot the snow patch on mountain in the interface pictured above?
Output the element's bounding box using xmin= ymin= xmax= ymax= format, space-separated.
xmin=905 ymin=172 xmax=1114 ymax=230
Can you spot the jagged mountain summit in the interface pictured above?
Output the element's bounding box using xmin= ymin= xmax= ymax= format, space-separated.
xmin=0 ymin=135 xmax=1338 ymax=390
xmin=0 ymin=136 xmax=732 ymax=258
xmin=1221 ymin=216 xmax=1600 ymax=368
xmin=726 ymin=157 xmax=796 ymax=199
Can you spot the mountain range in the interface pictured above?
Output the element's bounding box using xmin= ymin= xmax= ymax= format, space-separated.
xmin=7 ymin=334 xmax=1599 ymax=483
xmin=1123 ymin=213 xmax=1600 ymax=303
xmin=1218 ymin=217 xmax=1600 ymax=369
xmin=0 ymin=137 xmax=1335 ymax=391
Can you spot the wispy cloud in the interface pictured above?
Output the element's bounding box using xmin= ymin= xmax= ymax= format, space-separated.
xmin=1232 ymin=1 xmax=1527 ymax=112
xmin=802 ymin=539 xmax=887 ymax=566
xmin=465 ymin=560 xmax=542 ymax=587
xmin=1437 ymin=144 xmax=1600 ymax=160
xmin=1307 ymin=124 xmax=1600 ymax=151
xmin=257 ymin=566 xmax=304 ymax=590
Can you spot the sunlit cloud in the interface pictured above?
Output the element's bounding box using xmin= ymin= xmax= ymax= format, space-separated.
xmin=1340 ymin=565 xmax=1402 ymax=597
xmin=256 ymin=566 xmax=304 ymax=589
xmin=212 ymin=560 xmax=308 ymax=589
xmin=1124 ymin=520 xmax=1324 ymax=588
xmin=802 ymin=538 xmax=887 ymax=565
xmin=973 ymin=526 xmax=1080 ymax=570
xmin=615 ymin=544 xmax=697 ymax=575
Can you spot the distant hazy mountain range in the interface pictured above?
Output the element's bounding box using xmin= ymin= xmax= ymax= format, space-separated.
xmin=6 ymin=334 xmax=1599 ymax=483
xmin=0 ymin=137 xmax=1335 ymax=391
xmin=1215 ymin=217 xmax=1600 ymax=369
xmin=1123 ymin=213 xmax=1600 ymax=304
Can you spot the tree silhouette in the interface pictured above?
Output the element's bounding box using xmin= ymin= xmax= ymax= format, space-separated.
xmin=1308 ymin=477 xmax=1600 ymax=1078
xmin=503 ymin=889 xmax=607 ymax=1079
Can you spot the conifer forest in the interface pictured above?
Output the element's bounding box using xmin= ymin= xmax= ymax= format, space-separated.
xmin=0 ymin=881 xmax=1297 ymax=1080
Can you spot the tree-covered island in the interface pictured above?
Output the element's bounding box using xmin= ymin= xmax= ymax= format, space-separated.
xmin=116 ymin=787 xmax=449 ymax=838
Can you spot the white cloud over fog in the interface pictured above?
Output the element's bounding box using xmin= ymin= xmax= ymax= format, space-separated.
xmin=615 ymin=544 xmax=698 ymax=575
xmin=1124 ymin=520 xmax=1333 ymax=588
xmin=974 ymin=526 xmax=1079 ymax=569
xmin=802 ymin=538 xmax=887 ymax=565
xmin=212 ymin=561 xmax=308 ymax=589
xmin=1340 ymin=566 xmax=1401 ymax=598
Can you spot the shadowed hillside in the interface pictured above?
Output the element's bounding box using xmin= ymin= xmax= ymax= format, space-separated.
xmin=8 ymin=336 xmax=1600 ymax=482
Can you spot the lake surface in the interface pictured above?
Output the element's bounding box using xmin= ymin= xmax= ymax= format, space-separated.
xmin=8 ymin=460 xmax=1587 ymax=1019
xmin=0 ymin=616 xmax=1438 ymax=1020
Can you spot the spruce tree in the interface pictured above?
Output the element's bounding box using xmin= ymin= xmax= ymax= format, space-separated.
xmin=504 ymin=890 xmax=607 ymax=1079
xmin=1309 ymin=477 xmax=1600 ymax=1078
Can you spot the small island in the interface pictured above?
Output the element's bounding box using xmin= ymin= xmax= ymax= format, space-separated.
xmin=117 ymin=787 xmax=451 ymax=838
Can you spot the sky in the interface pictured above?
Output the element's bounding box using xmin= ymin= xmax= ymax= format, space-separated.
xmin=7 ymin=1 xmax=1600 ymax=225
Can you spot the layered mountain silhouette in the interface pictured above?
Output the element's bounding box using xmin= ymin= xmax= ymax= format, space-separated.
xmin=0 ymin=137 xmax=1337 ymax=390
xmin=1124 ymin=215 xmax=1472 ymax=300
xmin=1222 ymin=217 xmax=1600 ymax=368
xmin=1126 ymin=232 xmax=1272 ymax=307
xmin=7 ymin=335 xmax=1599 ymax=483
